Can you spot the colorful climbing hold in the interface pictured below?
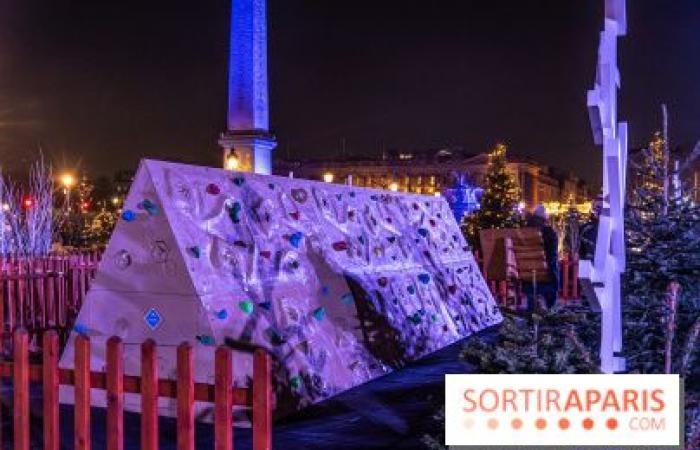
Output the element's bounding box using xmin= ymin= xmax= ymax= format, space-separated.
xmin=238 ymin=300 xmax=254 ymax=315
xmin=291 ymin=188 xmax=308 ymax=203
xmin=259 ymin=250 xmax=272 ymax=259
xmin=268 ymin=183 xmax=275 ymax=190
xmin=290 ymin=211 xmax=300 ymax=221
xmin=264 ymin=327 xmax=286 ymax=345
xmin=206 ymin=183 xmax=221 ymax=195
xmin=232 ymin=176 xmax=245 ymax=186
xmin=121 ymin=210 xmax=136 ymax=222
xmin=312 ymin=307 xmax=326 ymax=321
xmin=227 ymin=201 xmax=242 ymax=224
xmin=418 ymin=273 xmax=431 ymax=284
xmin=142 ymin=199 xmax=159 ymax=216
xmin=377 ymin=277 xmax=388 ymax=288
xmin=288 ymin=232 xmax=303 ymax=248
xmin=332 ymin=241 xmax=349 ymax=251
xmin=448 ymin=285 xmax=457 ymax=295
xmin=320 ymin=286 xmax=330 ymax=296
xmin=407 ymin=285 xmax=416 ymax=295
xmin=349 ymin=191 xmax=356 ymax=198
xmin=188 ymin=246 xmax=201 ymax=258
xmin=215 ymin=309 xmax=228 ymax=320
xmin=408 ymin=313 xmax=422 ymax=325
xmin=430 ymin=313 xmax=438 ymax=323
xmin=418 ymin=228 xmax=429 ymax=238
xmin=370 ymin=194 xmax=378 ymax=201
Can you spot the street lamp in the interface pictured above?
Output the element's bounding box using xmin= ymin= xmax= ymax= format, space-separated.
xmin=225 ymin=151 xmax=240 ymax=171
xmin=323 ymin=172 xmax=334 ymax=183
xmin=60 ymin=173 xmax=76 ymax=189
xmin=388 ymin=181 xmax=399 ymax=192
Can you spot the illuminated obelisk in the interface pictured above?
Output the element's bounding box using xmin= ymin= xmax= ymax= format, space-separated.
xmin=219 ymin=0 xmax=276 ymax=174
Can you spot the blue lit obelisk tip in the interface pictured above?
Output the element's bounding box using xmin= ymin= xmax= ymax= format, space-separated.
xmin=219 ymin=0 xmax=277 ymax=175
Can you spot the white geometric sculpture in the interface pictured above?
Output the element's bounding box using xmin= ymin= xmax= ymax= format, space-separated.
xmin=579 ymin=0 xmax=628 ymax=373
xmin=59 ymin=159 xmax=501 ymax=415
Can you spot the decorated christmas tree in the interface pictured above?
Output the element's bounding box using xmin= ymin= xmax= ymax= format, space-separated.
xmin=462 ymin=143 xmax=521 ymax=246
xmin=624 ymin=131 xmax=700 ymax=447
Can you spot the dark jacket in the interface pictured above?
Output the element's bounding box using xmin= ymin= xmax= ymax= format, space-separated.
xmin=526 ymin=215 xmax=559 ymax=286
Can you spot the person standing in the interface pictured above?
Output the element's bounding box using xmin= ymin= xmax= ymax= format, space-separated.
xmin=523 ymin=205 xmax=559 ymax=310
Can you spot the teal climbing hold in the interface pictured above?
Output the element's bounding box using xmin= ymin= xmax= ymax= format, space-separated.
xmin=289 ymin=232 xmax=303 ymax=248
xmin=121 ymin=210 xmax=136 ymax=222
xmin=215 ymin=309 xmax=228 ymax=320
xmin=189 ymin=246 xmax=201 ymax=258
xmin=239 ymin=300 xmax=254 ymax=314
xmin=418 ymin=273 xmax=431 ymax=284
xmin=227 ymin=201 xmax=242 ymax=224
xmin=430 ymin=313 xmax=438 ymax=323
xmin=408 ymin=313 xmax=422 ymax=325
xmin=196 ymin=335 xmax=215 ymax=346
xmin=290 ymin=375 xmax=302 ymax=390
xmin=312 ymin=307 xmax=326 ymax=321
xmin=142 ymin=199 xmax=159 ymax=216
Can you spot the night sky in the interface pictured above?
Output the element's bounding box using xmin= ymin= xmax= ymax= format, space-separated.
xmin=0 ymin=0 xmax=698 ymax=186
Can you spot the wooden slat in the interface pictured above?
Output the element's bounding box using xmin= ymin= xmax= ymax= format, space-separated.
xmin=43 ymin=331 xmax=60 ymax=450
xmin=215 ymin=346 xmax=233 ymax=450
xmin=75 ymin=335 xmax=91 ymax=450
xmin=0 ymin=363 xmax=252 ymax=405
xmin=106 ymin=337 xmax=123 ymax=450
xmin=253 ymin=349 xmax=272 ymax=450
xmin=177 ymin=343 xmax=195 ymax=450
xmin=13 ymin=329 xmax=29 ymax=450
xmin=141 ymin=340 xmax=158 ymax=450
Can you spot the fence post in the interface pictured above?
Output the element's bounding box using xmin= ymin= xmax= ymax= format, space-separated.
xmin=75 ymin=334 xmax=91 ymax=450
xmin=215 ymin=346 xmax=233 ymax=450
xmin=13 ymin=329 xmax=29 ymax=450
xmin=106 ymin=337 xmax=124 ymax=450
xmin=253 ymin=349 xmax=272 ymax=450
xmin=43 ymin=331 xmax=60 ymax=450
xmin=177 ymin=342 xmax=195 ymax=450
xmin=141 ymin=340 xmax=158 ymax=450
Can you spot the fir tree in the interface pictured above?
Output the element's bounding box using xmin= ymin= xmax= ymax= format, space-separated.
xmin=462 ymin=143 xmax=522 ymax=245
xmin=623 ymin=132 xmax=700 ymax=447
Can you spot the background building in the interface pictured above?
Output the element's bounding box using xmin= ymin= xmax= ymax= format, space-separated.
xmin=275 ymin=147 xmax=589 ymax=211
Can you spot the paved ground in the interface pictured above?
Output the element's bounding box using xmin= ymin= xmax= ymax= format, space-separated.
xmin=1 ymin=328 xmax=496 ymax=450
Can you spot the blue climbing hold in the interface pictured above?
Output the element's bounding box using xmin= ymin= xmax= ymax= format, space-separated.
xmin=407 ymin=285 xmax=416 ymax=295
xmin=418 ymin=228 xmax=429 ymax=238
xmin=268 ymin=183 xmax=275 ymax=190
xmin=121 ymin=210 xmax=136 ymax=222
xmin=232 ymin=176 xmax=245 ymax=186
xmin=418 ymin=273 xmax=431 ymax=284
xmin=227 ymin=201 xmax=242 ymax=224
xmin=341 ymin=293 xmax=354 ymax=305
xmin=289 ymin=232 xmax=303 ymax=248
xmin=312 ymin=307 xmax=326 ymax=321
xmin=320 ymin=286 xmax=330 ymax=296
xmin=189 ymin=246 xmax=201 ymax=258
xmin=74 ymin=323 xmax=89 ymax=336
xmin=215 ymin=309 xmax=228 ymax=320
xmin=370 ymin=194 xmax=378 ymax=201
xmin=258 ymin=301 xmax=272 ymax=311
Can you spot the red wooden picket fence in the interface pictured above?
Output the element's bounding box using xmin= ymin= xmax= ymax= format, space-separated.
xmin=473 ymin=251 xmax=582 ymax=309
xmin=3 ymin=329 xmax=272 ymax=450
xmin=0 ymin=251 xmax=100 ymax=348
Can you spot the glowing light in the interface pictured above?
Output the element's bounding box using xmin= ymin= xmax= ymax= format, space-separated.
xmin=323 ymin=172 xmax=334 ymax=183
xmin=2 ymin=203 xmax=9 ymax=211
xmin=111 ymin=196 xmax=120 ymax=206
xmin=225 ymin=152 xmax=240 ymax=171
xmin=518 ymin=201 xmax=526 ymax=210
xmin=22 ymin=196 xmax=34 ymax=210
xmin=388 ymin=182 xmax=399 ymax=192
xmin=434 ymin=192 xmax=441 ymax=197
xmin=60 ymin=173 xmax=76 ymax=188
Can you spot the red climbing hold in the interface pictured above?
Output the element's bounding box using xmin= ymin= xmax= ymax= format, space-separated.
xmin=290 ymin=211 xmax=300 ymax=221
xmin=206 ymin=183 xmax=221 ymax=195
xmin=332 ymin=241 xmax=349 ymax=251
xmin=259 ymin=250 xmax=271 ymax=259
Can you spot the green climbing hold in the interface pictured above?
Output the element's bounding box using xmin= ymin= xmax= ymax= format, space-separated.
xmin=430 ymin=313 xmax=438 ymax=323
xmin=239 ymin=300 xmax=254 ymax=314
xmin=312 ymin=307 xmax=326 ymax=321
xmin=290 ymin=375 xmax=302 ymax=390
xmin=408 ymin=313 xmax=422 ymax=325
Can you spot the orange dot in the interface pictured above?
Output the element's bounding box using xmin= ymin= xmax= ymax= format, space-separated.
xmin=606 ymin=418 xmax=618 ymax=430
xmin=487 ymin=418 xmax=499 ymax=430
xmin=582 ymin=418 xmax=594 ymax=430
xmin=511 ymin=418 xmax=523 ymax=430
xmin=558 ymin=418 xmax=570 ymax=430
xmin=535 ymin=418 xmax=547 ymax=430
